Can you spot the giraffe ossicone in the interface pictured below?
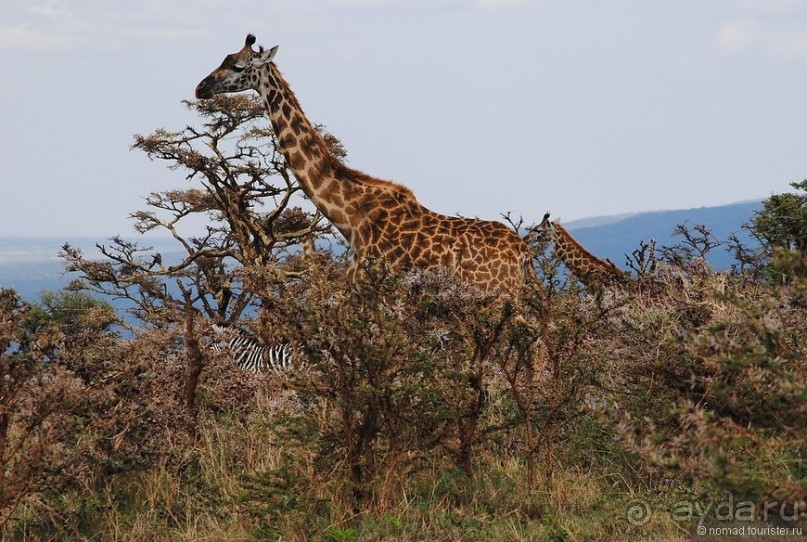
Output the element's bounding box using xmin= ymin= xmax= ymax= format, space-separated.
xmin=196 ymin=34 xmax=537 ymax=293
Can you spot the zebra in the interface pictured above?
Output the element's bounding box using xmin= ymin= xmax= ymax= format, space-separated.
xmin=210 ymin=324 xmax=296 ymax=374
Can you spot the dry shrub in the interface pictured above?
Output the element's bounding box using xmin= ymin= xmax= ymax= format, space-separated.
xmin=612 ymin=250 xmax=807 ymax=510
xmin=0 ymin=295 xmax=195 ymax=535
xmin=231 ymin=255 xmax=615 ymax=535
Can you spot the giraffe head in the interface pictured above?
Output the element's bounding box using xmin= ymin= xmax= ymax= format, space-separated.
xmin=527 ymin=212 xmax=555 ymax=246
xmin=195 ymin=34 xmax=278 ymax=99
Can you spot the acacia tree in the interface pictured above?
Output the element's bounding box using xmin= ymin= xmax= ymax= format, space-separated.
xmin=63 ymin=95 xmax=337 ymax=329
xmin=750 ymin=180 xmax=807 ymax=284
xmin=752 ymin=180 xmax=807 ymax=254
xmin=62 ymin=95 xmax=341 ymax=412
xmin=728 ymin=180 xmax=807 ymax=283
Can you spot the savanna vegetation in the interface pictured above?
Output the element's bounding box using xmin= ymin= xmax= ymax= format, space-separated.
xmin=2 ymin=96 xmax=805 ymax=541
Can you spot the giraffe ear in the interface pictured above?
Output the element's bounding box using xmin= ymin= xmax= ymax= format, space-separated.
xmin=253 ymin=45 xmax=279 ymax=67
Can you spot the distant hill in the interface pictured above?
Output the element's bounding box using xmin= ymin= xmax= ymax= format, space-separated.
xmin=0 ymin=201 xmax=764 ymax=302
xmin=0 ymin=237 xmax=183 ymax=302
xmin=560 ymin=200 xmax=763 ymax=271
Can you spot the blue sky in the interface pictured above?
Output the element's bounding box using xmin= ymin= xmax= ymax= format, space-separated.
xmin=1 ymin=0 xmax=806 ymax=237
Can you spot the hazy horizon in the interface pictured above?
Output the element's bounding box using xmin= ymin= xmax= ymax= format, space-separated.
xmin=0 ymin=197 xmax=765 ymax=246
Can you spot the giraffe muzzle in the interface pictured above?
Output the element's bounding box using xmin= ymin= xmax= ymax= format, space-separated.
xmin=195 ymin=78 xmax=214 ymax=99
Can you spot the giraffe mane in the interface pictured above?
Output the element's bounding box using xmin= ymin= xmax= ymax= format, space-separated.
xmin=329 ymin=158 xmax=417 ymax=199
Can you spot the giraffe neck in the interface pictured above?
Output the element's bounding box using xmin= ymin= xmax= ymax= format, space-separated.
xmin=551 ymin=222 xmax=621 ymax=282
xmin=256 ymin=64 xmax=360 ymax=244
xmin=550 ymin=226 xmax=583 ymax=272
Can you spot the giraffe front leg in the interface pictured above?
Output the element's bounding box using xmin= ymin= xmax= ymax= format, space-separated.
xmin=346 ymin=254 xmax=393 ymax=296
xmin=346 ymin=255 xmax=363 ymax=293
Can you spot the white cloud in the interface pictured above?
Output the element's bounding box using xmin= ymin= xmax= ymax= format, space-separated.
xmin=0 ymin=0 xmax=550 ymax=53
xmin=0 ymin=0 xmax=85 ymax=51
xmin=715 ymin=18 xmax=807 ymax=59
xmin=769 ymin=29 xmax=807 ymax=58
xmin=715 ymin=21 xmax=758 ymax=54
xmin=0 ymin=22 xmax=85 ymax=51
xmin=26 ymin=0 xmax=69 ymax=19
xmin=0 ymin=0 xmax=220 ymax=52
xmin=713 ymin=0 xmax=807 ymax=59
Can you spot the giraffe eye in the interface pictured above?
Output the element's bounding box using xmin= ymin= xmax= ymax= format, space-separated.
xmin=232 ymin=64 xmax=246 ymax=72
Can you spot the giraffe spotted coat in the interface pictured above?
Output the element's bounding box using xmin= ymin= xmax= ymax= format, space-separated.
xmin=196 ymin=35 xmax=536 ymax=293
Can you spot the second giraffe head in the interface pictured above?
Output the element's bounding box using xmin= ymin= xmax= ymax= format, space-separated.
xmin=195 ymin=34 xmax=278 ymax=99
xmin=528 ymin=212 xmax=556 ymax=245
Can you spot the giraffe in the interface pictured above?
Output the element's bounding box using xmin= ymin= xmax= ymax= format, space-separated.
xmin=530 ymin=212 xmax=625 ymax=287
xmin=195 ymin=35 xmax=535 ymax=293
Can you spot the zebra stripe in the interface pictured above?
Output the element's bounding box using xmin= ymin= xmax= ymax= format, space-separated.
xmin=210 ymin=324 xmax=295 ymax=374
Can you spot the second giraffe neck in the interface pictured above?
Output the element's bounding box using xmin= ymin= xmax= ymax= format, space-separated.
xmin=552 ymin=224 xmax=581 ymax=261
